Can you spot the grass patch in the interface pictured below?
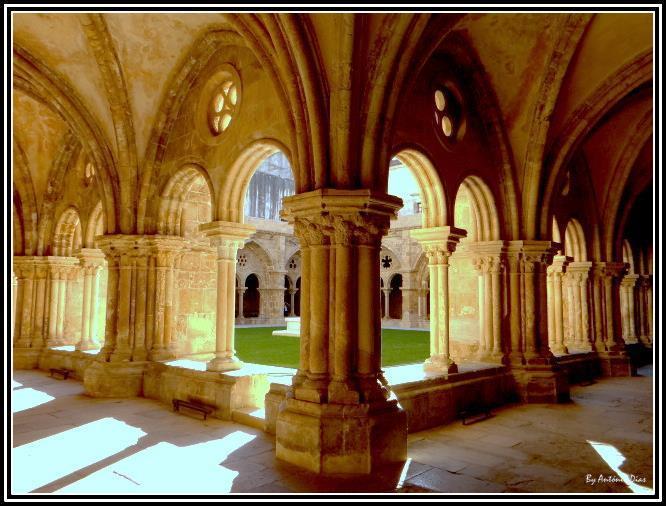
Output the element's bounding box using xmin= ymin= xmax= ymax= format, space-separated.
xmin=235 ymin=326 xmax=429 ymax=369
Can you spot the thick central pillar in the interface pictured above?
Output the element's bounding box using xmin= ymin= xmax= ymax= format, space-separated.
xmin=505 ymin=241 xmax=569 ymax=403
xmin=276 ymin=189 xmax=407 ymax=475
xmin=592 ymin=262 xmax=634 ymax=376
xmin=200 ymin=221 xmax=255 ymax=372
xmin=84 ymin=235 xmax=188 ymax=397
xmin=410 ymin=226 xmax=466 ymax=374
xmin=619 ymin=273 xmax=639 ymax=345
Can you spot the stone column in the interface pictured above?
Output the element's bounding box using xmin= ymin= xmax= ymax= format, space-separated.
xmin=56 ymin=271 xmax=67 ymax=342
xmin=237 ymin=287 xmax=246 ymax=320
xmin=505 ymin=241 xmax=568 ymax=403
xmin=12 ymin=270 xmax=18 ymax=340
xmin=289 ymin=288 xmax=296 ymax=316
xmin=276 ymin=189 xmax=407 ymax=475
xmin=591 ymin=262 xmax=633 ymax=376
xmin=13 ymin=258 xmax=38 ymax=367
xmin=411 ymin=226 xmax=466 ymax=374
xmin=77 ymin=248 xmax=106 ymax=351
xmin=645 ymin=274 xmax=654 ymax=346
xmin=601 ymin=263 xmax=628 ymax=351
xmin=469 ymin=241 xmax=507 ymax=363
xmin=95 ymin=235 xmax=187 ymax=363
xmin=44 ymin=257 xmax=80 ymax=347
xmin=200 ymin=221 xmax=255 ymax=372
xmin=381 ymin=287 xmax=391 ymax=319
xmin=46 ymin=264 xmax=61 ymax=347
xmin=637 ymin=274 xmax=653 ymax=346
xmin=84 ymin=235 xmax=188 ymax=397
xmin=262 ymin=272 xmax=288 ymax=324
xmin=590 ymin=264 xmax=606 ymax=352
xmin=566 ymin=262 xmax=594 ymax=352
xmin=546 ymin=254 xmax=569 ymax=355
xmin=619 ymin=274 xmax=639 ymax=345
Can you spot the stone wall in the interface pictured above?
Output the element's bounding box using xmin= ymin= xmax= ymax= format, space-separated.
xmin=176 ymin=251 xmax=217 ymax=356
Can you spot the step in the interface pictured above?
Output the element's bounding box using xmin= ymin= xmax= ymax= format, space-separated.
xmin=231 ymin=407 xmax=266 ymax=431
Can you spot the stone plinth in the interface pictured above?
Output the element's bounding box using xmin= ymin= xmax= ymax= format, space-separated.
xmin=13 ymin=348 xmax=42 ymax=370
xmin=276 ymin=397 xmax=407 ymax=474
xmin=83 ymin=360 xmax=146 ymax=398
xmin=38 ymin=347 xmax=99 ymax=380
xmin=511 ymin=365 xmax=569 ymax=404
xmin=598 ymin=350 xmax=636 ymax=377
xmin=142 ymin=362 xmax=260 ymax=420
xmin=272 ymin=317 xmax=301 ymax=337
xmin=267 ymin=363 xmax=512 ymax=435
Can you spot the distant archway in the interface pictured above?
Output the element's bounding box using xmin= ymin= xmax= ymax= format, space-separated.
xmin=622 ymin=240 xmax=635 ymax=274
xmin=244 ymin=274 xmax=261 ymax=318
xmin=389 ymin=274 xmax=403 ymax=320
xmin=53 ymin=207 xmax=82 ymax=257
xmin=219 ymin=139 xmax=294 ymax=224
xmin=564 ymin=219 xmax=587 ymax=262
xmin=393 ymin=149 xmax=447 ymax=228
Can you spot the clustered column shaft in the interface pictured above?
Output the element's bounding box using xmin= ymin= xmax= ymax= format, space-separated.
xmin=96 ymin=235 xmax=188 ymax=363
xmin=200 ymin=221 xmax=256 ymax=372
xmin=411 ymin=226 xmax=466 ymax=374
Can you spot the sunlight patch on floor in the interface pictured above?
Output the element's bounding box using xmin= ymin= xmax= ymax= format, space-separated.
xmin=12 ymin=417 xmax=146 ymax=494
xmin=588 ymin=440 xmax=653 ymax=494
xmin=56 ymin=430 xmax=257 ymax=494
xmin=12 ymin=388 xmax=55 ymax=414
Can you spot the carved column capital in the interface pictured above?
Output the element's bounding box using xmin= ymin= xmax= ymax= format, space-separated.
xmin=12 ymin=257 xmax=36 ymax=279
xmin=293 ymin=217 xmax=331 ymax=247
xmin=198 ymin=221 xmax=255 ymax=260
xmin=411 ymin=226 xmax=467 ymax=267
xmin=282 ymin=188 xmax=401 ymax=248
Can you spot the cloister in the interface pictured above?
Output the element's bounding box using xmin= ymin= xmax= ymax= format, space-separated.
xmin=9 ymin=10 xmax=655 ymax=495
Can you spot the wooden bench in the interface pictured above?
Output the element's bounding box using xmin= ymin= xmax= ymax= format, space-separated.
xmin=460 ymin=404 xmax=493 ymax=425
xmin=172 ymin=398 xmax=214 ymax=420
xmin=49 ymin=368 xmax=72 ymax=380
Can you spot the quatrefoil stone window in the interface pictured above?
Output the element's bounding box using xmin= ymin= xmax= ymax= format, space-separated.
xmin=381 ymin=255 xmax=393 ymax=269
xmin=289 ymin=259 xmax=297 ymax=269
xmin=209 ymin=78 xmax=239 ymax=135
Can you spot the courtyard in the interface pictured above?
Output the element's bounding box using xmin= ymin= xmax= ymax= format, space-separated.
xmin=235 ymin=327 xmax=430 ymax=369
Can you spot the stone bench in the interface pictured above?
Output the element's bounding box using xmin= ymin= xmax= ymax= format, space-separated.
xmin=49 ymin=367 xmax=72 ymax=380
xmin=172 ymin=398 xmax=215 ymax=420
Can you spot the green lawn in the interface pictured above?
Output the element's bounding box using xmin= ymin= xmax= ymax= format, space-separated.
xmin=234 ymin=327 xmax=429 ymax=369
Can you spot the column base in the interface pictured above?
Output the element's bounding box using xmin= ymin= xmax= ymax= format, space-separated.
xmin=598 ymin=350 xmax=636 ymax=377
xmin=207 ymin=355 xmax=243 ymax=372
xmin=13 ymin=347 xmax=42 ymax=369
xmin=276 ymin=397 xmax=407 ymax=474
xmin=638 ymin=335 xmax=652 ymax=347
xmin=568 ymin=343 xmax=593 ymax=353
xmin=511 ymin=365 xmax=569 ymax=403
xmin=424 ymin=355 xmax=458 ymax=374
xmin=475 ymin=351 xmax=506 ymax=364
xmin=83 ymin=360 xmax=146 ymax=397
xmin=147 ymin=349 xmax=177 ymax=362
xmin=550 ymin=345 xmax=568 ymax=355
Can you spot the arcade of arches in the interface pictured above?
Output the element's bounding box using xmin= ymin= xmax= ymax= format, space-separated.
xmin=11 ymin=12 xmax=655 ymax=482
